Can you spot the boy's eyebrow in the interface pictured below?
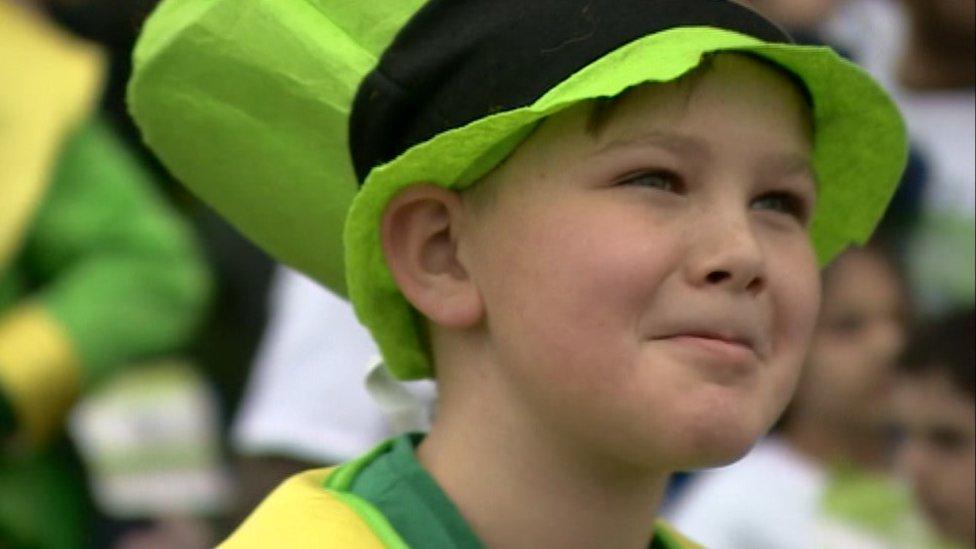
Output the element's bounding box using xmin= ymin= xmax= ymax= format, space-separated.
xmin=592 ymin=130 xmax=815 ymax=180
xmin=761 ymin=153 xmax=816 ymax=181
xmin=590 ymin=130 xmax=709 ymax=159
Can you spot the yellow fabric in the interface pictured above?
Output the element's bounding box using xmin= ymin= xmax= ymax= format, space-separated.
xmin=0 ymin=0 xmax=106 ymax=270
xmin=0 ymin=304 xmax=82 ymax=446
xmin=222 ymin=466 xmax=702 ymax=549
xmin=220 ymin=468 xmax=386 ymax=549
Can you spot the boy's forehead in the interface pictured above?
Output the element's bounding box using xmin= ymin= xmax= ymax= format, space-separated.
xmin=600 ymin=54 xmax=811 ymax=137
xmin=505 ymin=53 xmax=813 ymax=169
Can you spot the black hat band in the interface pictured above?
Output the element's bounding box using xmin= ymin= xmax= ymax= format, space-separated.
xmin=348 ymin=0 xmax=792 ymax=183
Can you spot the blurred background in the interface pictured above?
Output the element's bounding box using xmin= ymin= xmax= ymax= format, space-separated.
xmin=0 ymin=0 xmax=972 ymax=547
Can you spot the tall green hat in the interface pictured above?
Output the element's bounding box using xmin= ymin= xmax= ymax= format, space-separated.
xmin=129 ymin=0 xmax=907 ymax=380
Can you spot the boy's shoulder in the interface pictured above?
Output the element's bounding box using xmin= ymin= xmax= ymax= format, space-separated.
xmin=219 ymin=467 xmax=389 ymax=549
xmin=220 ymin=463 xmax=703 ymax=549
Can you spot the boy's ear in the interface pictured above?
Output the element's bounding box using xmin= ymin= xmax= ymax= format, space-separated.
xmin=381 ymin=184 xmax=484 ymax=329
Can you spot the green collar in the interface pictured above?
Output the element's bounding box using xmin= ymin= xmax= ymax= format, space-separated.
xmin=326 ymin=434 xmax=699 ymax=548
xmin=328 ymin=434 xmax=485 ymax=548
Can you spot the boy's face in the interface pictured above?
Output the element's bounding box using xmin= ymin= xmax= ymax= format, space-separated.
xmin=458 ymin=54 xmax=819 ymax=470
xmin=891 ymin=372 xmax=976 ymax=545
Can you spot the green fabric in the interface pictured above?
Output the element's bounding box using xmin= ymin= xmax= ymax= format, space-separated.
xmin=130 ymin=2 xmax=907 ymax=381
xmin=17 ymin=117 xmax=211 ymax=384
xmin=340 ymin=434 xmax=696 ymax=549
xmin=906 ymin=210 xmax=976 ymax=312
xmin=651 ymin=523 xmax=696 ymax=549
xmin=0 ymin=389 xmax=13 ymax=440
xmin=0 ymin=269 xmax=24 ymax=313
xmin=347 ymin=434 xmax=484 ymax=549
xmin=129 ymin=0 xmax=425 ymax=296
xmin=822 ymin=464 xmax=913 ymax=534
xmin=821 ymin=464 xmax=953 ymax=548
xmin=323 ymin=437 xmax=399 ymax=492
xmin=0 ymin=439 xmax=93 ymax=549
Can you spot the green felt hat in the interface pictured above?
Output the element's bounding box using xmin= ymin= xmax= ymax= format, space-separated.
xmin=129 ymin=0 xmax=907 ymax=380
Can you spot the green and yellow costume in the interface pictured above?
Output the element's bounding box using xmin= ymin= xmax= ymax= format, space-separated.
xmin=222 ymin=434 xmax=699 ymax=548
xmin=0 ymin=3 xmax=209 ymax=547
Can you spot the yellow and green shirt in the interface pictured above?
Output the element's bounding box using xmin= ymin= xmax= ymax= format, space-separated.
xmin=223 ymin=434 xmax=699 ymax=548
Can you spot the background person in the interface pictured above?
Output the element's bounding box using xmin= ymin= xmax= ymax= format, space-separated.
xmin=38 ymin=0 xmax=277 ymax=421
xmin=891 ymin=307 xmax=976 ymax=548
xmin=0 ymin=1 xmax=210 ymax=546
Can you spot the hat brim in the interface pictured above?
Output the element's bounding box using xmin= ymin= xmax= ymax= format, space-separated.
xmin=129 ymin=5 xmax=906 ymax=380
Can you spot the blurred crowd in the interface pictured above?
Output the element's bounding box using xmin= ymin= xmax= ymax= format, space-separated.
xmin=0 ymin=0 xmax=972 ymax=547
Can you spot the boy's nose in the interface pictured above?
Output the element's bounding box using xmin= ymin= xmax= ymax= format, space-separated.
xmin=685 ymin=214 xmax=766 ymax=295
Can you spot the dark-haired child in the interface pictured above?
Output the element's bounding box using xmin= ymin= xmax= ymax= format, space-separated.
xmin=891 ymin=307 xmax=975 ymax=547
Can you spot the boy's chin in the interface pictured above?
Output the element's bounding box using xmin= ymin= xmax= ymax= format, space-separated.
xmin=614 ymin=422 xmax=765 ymax=472
xmin=683 ymin=441 xmax=757 ymax=470
xmin=668 ymin=425 xmax=767 ymax=470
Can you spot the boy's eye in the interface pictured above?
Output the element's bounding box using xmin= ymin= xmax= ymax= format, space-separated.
xmin=617 ymin=170 xmax=684 ymax=192
xmin=752 ymin=191 xmax=809 ymax=223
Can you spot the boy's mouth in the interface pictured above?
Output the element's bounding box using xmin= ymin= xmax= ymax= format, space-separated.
xmin=664 ymin=333 xmax=758 ymax=363
xmin=675 ymin=331 xmax=753 ymax=349
xmin=649 ymin=321 xmax=766 ymax=362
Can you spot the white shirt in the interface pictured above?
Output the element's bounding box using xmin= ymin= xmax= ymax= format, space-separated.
xmin=667 ymin=438 xmax=826 ymax=549
xmin=232 ymin=267 xmax=436 ymax=463
xmin=666 ymin=437 xmax=934 ymax=549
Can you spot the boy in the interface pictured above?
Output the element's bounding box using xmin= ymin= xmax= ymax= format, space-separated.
xmin=891 ymin=308 xmax=975 ymax=547
xmin=128 ymin=0 xmax=907 ymax=546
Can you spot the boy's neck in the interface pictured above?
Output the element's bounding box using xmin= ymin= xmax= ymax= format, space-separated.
xmin=416 ymin=360 xmax=668 ymax=549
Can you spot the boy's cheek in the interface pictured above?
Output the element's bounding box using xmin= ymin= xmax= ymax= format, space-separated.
xmin=480 ymin=230 xmax=668 ymax=383
xmin=773 ymin=247 xmax=821 ymax=348
xmin=756 ymin=246 xmax=820 ymax=414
